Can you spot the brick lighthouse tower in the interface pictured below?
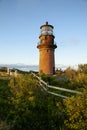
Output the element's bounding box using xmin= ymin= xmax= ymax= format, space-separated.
xmin=37 ymin=22 xmax=57 ymax=74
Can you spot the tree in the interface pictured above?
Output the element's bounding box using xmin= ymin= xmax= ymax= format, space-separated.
xmin=78 ymin=64 xmax=87 ymax=74
xmin=64 ymin=67 xmax=76 ymax=80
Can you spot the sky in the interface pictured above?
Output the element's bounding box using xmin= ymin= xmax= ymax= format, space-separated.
xmin=0 ymin=0 xmax=87 ymax=66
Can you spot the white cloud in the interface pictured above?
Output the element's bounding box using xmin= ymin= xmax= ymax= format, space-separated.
xmin=64 ymin=38 xmax=80 ymax=44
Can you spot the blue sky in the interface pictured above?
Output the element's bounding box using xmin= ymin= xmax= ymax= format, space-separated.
xmin=0 ymin=0 xmax=87 ymax=66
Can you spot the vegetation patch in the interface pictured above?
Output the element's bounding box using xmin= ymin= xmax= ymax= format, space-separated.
xmin=0 ymin=64 xmax=87 ymax=130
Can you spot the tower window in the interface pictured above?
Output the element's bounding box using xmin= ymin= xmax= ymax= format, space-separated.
xmin=45 ymin=36 xmax=47 ymax=39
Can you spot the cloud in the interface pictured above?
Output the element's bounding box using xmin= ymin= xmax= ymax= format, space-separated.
xmin=64 ymin=38 xmax=80 ymax=44
xmin=59 ymin=38 xmax=80 ymax=47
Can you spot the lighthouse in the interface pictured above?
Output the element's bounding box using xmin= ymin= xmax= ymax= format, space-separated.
xmin=37 ymin=22 xmax=57 ymax=74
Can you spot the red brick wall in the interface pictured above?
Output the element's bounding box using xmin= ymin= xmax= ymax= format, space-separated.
xmin=39 ymin=47 xmax=55 ymax=74
xmin=37 ymin=34 xmax=56 ymax=74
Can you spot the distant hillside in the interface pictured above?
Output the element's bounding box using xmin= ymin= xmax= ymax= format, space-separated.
xmin=0 ymin=64 xmax=78 ymax=71
xmin=0 ymin=64 xmax=38 ymax=71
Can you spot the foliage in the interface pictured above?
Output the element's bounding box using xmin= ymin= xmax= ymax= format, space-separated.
xmin=63 ymin=88 xmax=87 ymax=130
xmin=0 ymin=64 xmax=87 ymax=130
xmin=0 ymin=120 xmax=10 ymax=130
xmin=64 ymin=67 xmax=76 ymax=80
xmin=0 ymin=67 xmax=7 ymax=72
xmin=78 ymin=64 xmax=87 ymax=74
xmin=4 ymin=74 xmax=64 ymax=130
xmin=0 ymin=79 xmax=11 ymax=120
